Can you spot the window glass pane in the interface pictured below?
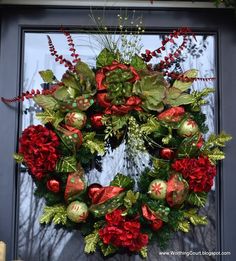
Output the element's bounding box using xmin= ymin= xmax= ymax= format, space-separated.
xmin=18 ymin=32 xmax=216 ymax=261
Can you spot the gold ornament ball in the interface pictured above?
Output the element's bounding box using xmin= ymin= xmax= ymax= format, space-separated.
xmin=67 ymin=201 xmax=88 ymax=223
xmin=177 ymin=118 xmax=199 ymax=138
xmin=148 ymin=179 xmax=167 ymax=200
xmin=65 ymin=111 xmax=87 ymax=129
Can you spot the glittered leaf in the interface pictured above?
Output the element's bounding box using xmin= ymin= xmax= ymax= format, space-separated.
xmin=187 ymin=192 xmax=207 ymax=207
xmin=140 ymin=116 xmax=162 ymax=135
xmin=177 ymin=220 xmax=190 ymax=233
xmin=13 ymin=153 xmax=24 ymax=163
xmin=191 ymin=88 xmax=215 ymax=111
xmin=84 ymin=230 xmax=99 ymax=254
xmin=207 ymin=147 xmax=225 ymax=164
xmin=96 ymin=48 xmax=118 ymax=68
xmin=39 ymin=70 xmax=55 ymax=83
xmin=56 ymin=156 xmax=77 ymax=172
xmin=184 ymin=209 xmax=208 ymax=226
xmin=130 ymin=55 xmax=147 ymax=71
xmin=34 ymin=95 xmax=59 ymax=110
xmin=100 ymin=243 xmax=118 ymax=256
xmin=204 ymin=132 xmax=232 ymax=148
xmin=62 ymin=72 xmax=80 ymax=89
xmin=140 ymin=246 xmax=148 ymax=258
xmin=110 ymin=173 xmax=134 ymax=189
xmin=124 ymin=190 xmax=139 ymax=209
xmin=40 ymin=204 xmax=67 ymax=225
xmin=173 ymin=69 xmax=198 ymax=91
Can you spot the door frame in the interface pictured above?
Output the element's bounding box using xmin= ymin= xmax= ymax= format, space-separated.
xmin=0 ymin=5 xmax=235 ymax=261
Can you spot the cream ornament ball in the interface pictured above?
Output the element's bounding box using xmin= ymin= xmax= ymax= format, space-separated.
xmin=67 ymin=201 xmax=89 ymax=223
xmin=148 ymin=179 xmax=167 ymax=200
xmin=177 ymin=118 xmax=199 ymax=138
xmin=65 ymin=111 xmax=87 ymax=129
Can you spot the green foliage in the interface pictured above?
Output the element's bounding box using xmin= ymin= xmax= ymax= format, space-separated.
xmin=177 ymin=220 xmax=190 ymax=233
xmin=146 ymin=200 xmax=170 ymax=222
xmin=96 ymin=48 xmax=118 ymax=68
xmin=140 ymin=116 xmax=162 ymax=135
xmin=187 ymin=192 xmax=208 ymax=207
xmin=36 ymin=110 xmax=64 ymax=128
xmin=39 ymin=69 xmax=55 ymax=83
xmin=40 ymin=204 xmax=67 ymax=225
xmin=206 ymin=148 xmax=226 ymax=164
xmin=99 ymin=243 xmax=118 ymax=256
xmin=177 ymin=135 xmax=200 ymax=158
xmin=130 ymin=55 xmax=147 ymax=71
xmin=173 ymin=69 xmax=198 ymax=91
xmin=34 ymin=95 xmax=59 ymax=111
xmin=184 ymin=209 xmax=208 ymax=226
xmin=83 ymin=132 xmax=105 ymax=155
xmin=204 ymin=132 xmax=232 ymax=148
xmin=110 ymin=173 xmax=134 ymax=189
xmin=139 ymin=246 xmax=148 ymax=258
xmin=167 ymin=209 xmax=184 ymax=229
xmin=124 ymin=190 xmax=139 ymax=209
xmin=191 ymin=111 xmax=209 ymax=134
xmin=62 ymin=72 xmax=79 ymax=90
xmin=102 ymin=114 xmax=129 ymax=140
xmin=133 ymin=74 xmax=165 ymax=111
xmin=191 ymin=87 xmax=215 ymax=112
xmin=84 ymin=230 xmax=100 ymax=254
xmin=138 ymin=170 xmax=153 ymax=193
xmin=56 ymin=156 xmax=77 ymax=172
xmin=53 ymin=86 xmax=75 ymax=101
xmin=165 ymin=86 xmax=194 ymax=107
xmin=13 ymin=153 xmax=24 ymax=163
xmin=75 ymin=61 xmax=95 ymax=86
xmin=151 ymin=158 xmax=170 ymax=180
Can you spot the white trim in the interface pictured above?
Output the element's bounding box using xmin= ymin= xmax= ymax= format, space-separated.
xmin=0 ymin=0 xmax=227 ymax=9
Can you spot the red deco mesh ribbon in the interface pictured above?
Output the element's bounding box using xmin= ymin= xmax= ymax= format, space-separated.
xmin=64 ymin=164 xmax=85 ymax=202
xmin=158 ymin=106 xmax=185 ymax=123
xmin=166 ymin=173 xmax=189 ymax=207
xmin=96 ymin=62 xmax=142 ymax=114
xmin=141 ymin=204 xmax=163 ymax=231
xmin=89 ymin=185 xmax=124 ymax=205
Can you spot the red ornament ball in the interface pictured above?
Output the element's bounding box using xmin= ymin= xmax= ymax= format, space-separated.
xmin=90 ymin=113 xmax=104 ymax=128
xmin=88 ymin=183 xmax=102 ymax=199
xmin=47 ymin=179 xmax=60 ymax=193
xmin=160 ymin=148 xmax=175 ymax=160
xmin=151 ymin=219 xmax=163 ymax=231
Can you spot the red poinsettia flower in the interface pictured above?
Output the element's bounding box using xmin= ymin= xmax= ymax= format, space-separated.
xmin=172 ymin=156 xmax=216 ymax=192
xmin=19 ymin=125 xmax=60 ymax=180
xmin=158 ymin=106 xmax=185 ymax=123
xmin=99 ymin=209 xmax=149 ymax=252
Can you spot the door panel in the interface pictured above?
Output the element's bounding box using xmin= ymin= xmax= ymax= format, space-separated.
xmin=0 ymin=6 xmax=235 ymax=261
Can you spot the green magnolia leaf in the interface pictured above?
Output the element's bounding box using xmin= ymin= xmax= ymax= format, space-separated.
xmin=96 ymin=48 xmax=118 ymax=68
xmin=173 ymin=69 xmax=198 ymax=91
xmin=39 ymin=69 xmax=55 ymax=83
xmin=40 ymin=204 xmax=67 ymax=225
xmin=140 ymin=246 xmax=148 ymax=258
xmin=53 ymin=86 xmax=74 ymax=101
xmin=34 ymin=95 xmax=59 ymax=110
xmin=75 ymin=61 xmax=95 ymax=84
xmin=133 ymin=74 xmax=166 ymax=111
xmin=130 ymin=55 xmax=147 ymax=71
xmin=110 ymin=173 xmax=134 ymax=189
xmin=84 ymin=230 xmax=99 ymax=254
xmin=187 ymin=192 xmax=208 ymax=207
xmin=100 ymin=243 xmax=118 ymax=256
xmin=56 ymin=156 xmax=77 ymax=172
xmin=124 ymin=190 xmax=139 ymax=209
xmin=36 ymin=110 xmax=64 ymax=127
xmin=166 ymin=87 xmax=182 ymax=100
xmin=168 ymin=93 xmax=194 ymax=106
xmin=62 ymin=72 xmax=80 ymax=89
xmin=13 ymin=153 xmax=24 ymax=163
xmin=83 ymin=132 xmax=105 ymax=155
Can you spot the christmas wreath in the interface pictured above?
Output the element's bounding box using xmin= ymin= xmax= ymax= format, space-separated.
xmin=2 ymin=27 xmax=232 ymax=258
